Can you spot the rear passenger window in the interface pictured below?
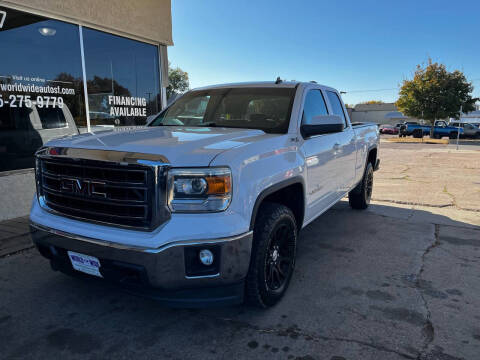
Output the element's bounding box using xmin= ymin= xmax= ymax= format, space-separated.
xmin=302 ymin=90 xmax=328 ymax=125
xmin=326 ymin=91 xmax=348 ymax=127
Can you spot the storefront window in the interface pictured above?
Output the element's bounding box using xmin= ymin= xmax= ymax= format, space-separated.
xmin=0 ymin=7 xmax=164 ymax=173
xmin=82 ymin=28 xmax=161 ymax=128
xmin=0 ymin=7 xmax=85 ymax=172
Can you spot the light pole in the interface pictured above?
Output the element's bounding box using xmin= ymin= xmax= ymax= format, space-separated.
xmin=456 ymin=105 xmax=462 ymax=150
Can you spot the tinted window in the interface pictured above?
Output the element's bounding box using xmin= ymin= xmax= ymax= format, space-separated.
xmin=151 ymin=88 xmax=295 ymax=133
xmin=302 ymin=90 xmax=328 ymax=125
xmin=83 ymin=28 xmax=161 ymax=127
xmin=0 ymin=7 xmax=84 ymax=172
xmin=37 ymin=107 xmax=67 ymax=129
xmin=326 ymin=91 xmax=348 ymax=127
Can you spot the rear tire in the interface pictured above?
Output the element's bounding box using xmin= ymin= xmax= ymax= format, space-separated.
xmin=349 ymin=162 xmax=374 ymax=210
xmin=412 ymin=129 xmax=423 ymax=138
xmin=449 ymin=132 xmax=458 ymax=139
xmin=245 ymin=202 xmax=297 ymax=308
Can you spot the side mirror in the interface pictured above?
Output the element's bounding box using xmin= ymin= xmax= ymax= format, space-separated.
xmin=301 ymin=115 xmax=344 ymax=138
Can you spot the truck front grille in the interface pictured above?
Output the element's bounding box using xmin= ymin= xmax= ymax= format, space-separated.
xmin=36 ymin=156 xmax=168 ymax=230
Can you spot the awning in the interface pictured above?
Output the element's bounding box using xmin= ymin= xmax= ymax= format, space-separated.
xmin=5 ymin=0 xmax=173 ymax=45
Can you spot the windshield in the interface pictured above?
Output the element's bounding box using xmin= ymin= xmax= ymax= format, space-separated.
xmin=149 ymin=87 xmax=296 ymax=133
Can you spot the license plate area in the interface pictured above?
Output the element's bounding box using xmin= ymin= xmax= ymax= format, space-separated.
xmin=67 ymin=251 xmax=102 ymax=278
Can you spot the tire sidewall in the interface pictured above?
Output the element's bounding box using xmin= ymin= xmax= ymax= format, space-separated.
xmin=248 ymin=204 xmax=297 ymax=307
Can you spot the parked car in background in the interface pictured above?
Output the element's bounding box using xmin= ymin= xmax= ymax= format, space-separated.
xmin=397 ymin=122 xmax=419 ymax=137
xmin=449 ymin=122 xmax=480 ymax=139
xmin=379 ymin=124 xmax=398 ymax=134
xmin=30 ymin=81 xmax=380 ymax=308
xmin=403 ymin=120 xmax=464 ymax=139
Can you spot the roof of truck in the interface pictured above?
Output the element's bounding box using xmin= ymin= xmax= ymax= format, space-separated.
xmin=193 ymin=81 xmax=332 ymax=91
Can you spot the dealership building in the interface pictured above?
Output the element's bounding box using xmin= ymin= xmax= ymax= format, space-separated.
xmin=0 ymin=0 xmax=173 ymax=220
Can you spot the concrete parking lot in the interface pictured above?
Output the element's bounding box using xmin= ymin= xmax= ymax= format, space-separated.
xmin=1 ymin=142 xmax=479 ymax=360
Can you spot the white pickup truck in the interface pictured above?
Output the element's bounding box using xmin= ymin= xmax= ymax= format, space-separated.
xmin=30 ymin=81 xmax=380 ymax=308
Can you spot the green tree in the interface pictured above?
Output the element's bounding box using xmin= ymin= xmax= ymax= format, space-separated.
xmin=167 ymin=63 xmax=189 ymax=99
xmin=396 ymin=60 xmax=477 ymax=135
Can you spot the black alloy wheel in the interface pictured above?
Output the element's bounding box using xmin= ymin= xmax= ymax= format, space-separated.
xmin=246 ymin=202 xmax=297 ymax=307
xmin=365 ymin=166 xmax=373 ymax=203
xmin=348 ymin=161 xmax=374 ymax=210
xmin=264 ymin=221 xmax=295 ymax=293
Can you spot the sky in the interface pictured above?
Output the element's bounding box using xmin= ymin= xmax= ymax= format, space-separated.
xmin=168 ymin=0 xmax=480 ymax=106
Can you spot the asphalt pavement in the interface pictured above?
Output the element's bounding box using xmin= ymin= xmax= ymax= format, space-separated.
xmin=1 ymin=200 xmax=479 ymax=360
xmin=1 ymin=141 xmax=479 ymax=360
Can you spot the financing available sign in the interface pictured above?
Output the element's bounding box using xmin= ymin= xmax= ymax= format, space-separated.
xmin=108 ymin=95 xmax=147 ymax=117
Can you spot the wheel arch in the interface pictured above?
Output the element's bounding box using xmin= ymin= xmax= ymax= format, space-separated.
xmin=249 ymin=177 xmax=305 ymax=231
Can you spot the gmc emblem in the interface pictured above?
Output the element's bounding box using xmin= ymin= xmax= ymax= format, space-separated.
xmin=60 ymin=178 xmax=107 ymax=198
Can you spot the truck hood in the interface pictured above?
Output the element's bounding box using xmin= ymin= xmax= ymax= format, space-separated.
xmin=45 ymin=126 xmax=269 ymax=166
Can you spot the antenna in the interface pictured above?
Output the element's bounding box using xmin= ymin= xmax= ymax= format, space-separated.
xmin=275 ymin=77 xmax=282 ymax=84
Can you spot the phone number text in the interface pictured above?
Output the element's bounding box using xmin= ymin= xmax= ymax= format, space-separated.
xmin=0 ymin=95 xmax=64 ymax=108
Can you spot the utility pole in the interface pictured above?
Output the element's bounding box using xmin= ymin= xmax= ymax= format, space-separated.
xmin=456 ymin=105 xmax=462 ymax=150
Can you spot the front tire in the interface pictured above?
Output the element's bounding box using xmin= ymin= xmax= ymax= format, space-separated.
xmin=349 ymin=162 xmax=374 ymax=210
xmin=245 ymin=203 xmax=297 ymax=308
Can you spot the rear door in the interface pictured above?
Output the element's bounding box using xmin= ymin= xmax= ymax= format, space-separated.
xmin=325 ymin=90 xmax=357 ymax=195
xmin=300 ymin=89 xmax=340 ymax=223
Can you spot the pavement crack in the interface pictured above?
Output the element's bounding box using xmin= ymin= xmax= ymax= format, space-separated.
xmin=415 ymin=224 xmax=441 ymax=359
xmin=371 ymin=198 xmax=480 ymax=213
xmin=215 ymin=317 xmax=416 ymax=359
xmin=371 ymin=198 xmax=453 ymax=209
xmin=0 ymin=245 xmax=35 ymax=259
xmin=442 ymin=185 xmax=458 ymax=208
xmin=401 ymin=165 xmax=411 ymax=174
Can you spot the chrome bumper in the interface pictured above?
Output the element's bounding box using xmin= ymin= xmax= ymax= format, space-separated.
xmin=30 ymin=222 xmax=253 ymax=292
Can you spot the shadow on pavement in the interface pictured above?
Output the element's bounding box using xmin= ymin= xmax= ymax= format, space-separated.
xmin=0 ymin=201 xmax=479 ymax=359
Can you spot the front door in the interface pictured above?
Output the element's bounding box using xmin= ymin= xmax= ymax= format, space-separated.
xmin=324 ymin=90 xmax=356 ymax=195
xmin=300 ymin=89 xmax=341 ymax=223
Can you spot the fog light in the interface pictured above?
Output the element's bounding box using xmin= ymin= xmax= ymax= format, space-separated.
xmin=199 ymin=249 xmax=214 ymax=266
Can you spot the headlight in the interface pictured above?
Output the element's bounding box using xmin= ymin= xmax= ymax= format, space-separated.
xmin=167 ymin=167 xmax=232 ymax=212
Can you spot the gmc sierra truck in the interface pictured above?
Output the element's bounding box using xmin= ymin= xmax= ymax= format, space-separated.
xmin=30 ymin=81 xmax=380 ymax=308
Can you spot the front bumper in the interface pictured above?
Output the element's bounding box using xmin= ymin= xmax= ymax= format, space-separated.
xmin=30 ymin=222 xmax=253 ymax=307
